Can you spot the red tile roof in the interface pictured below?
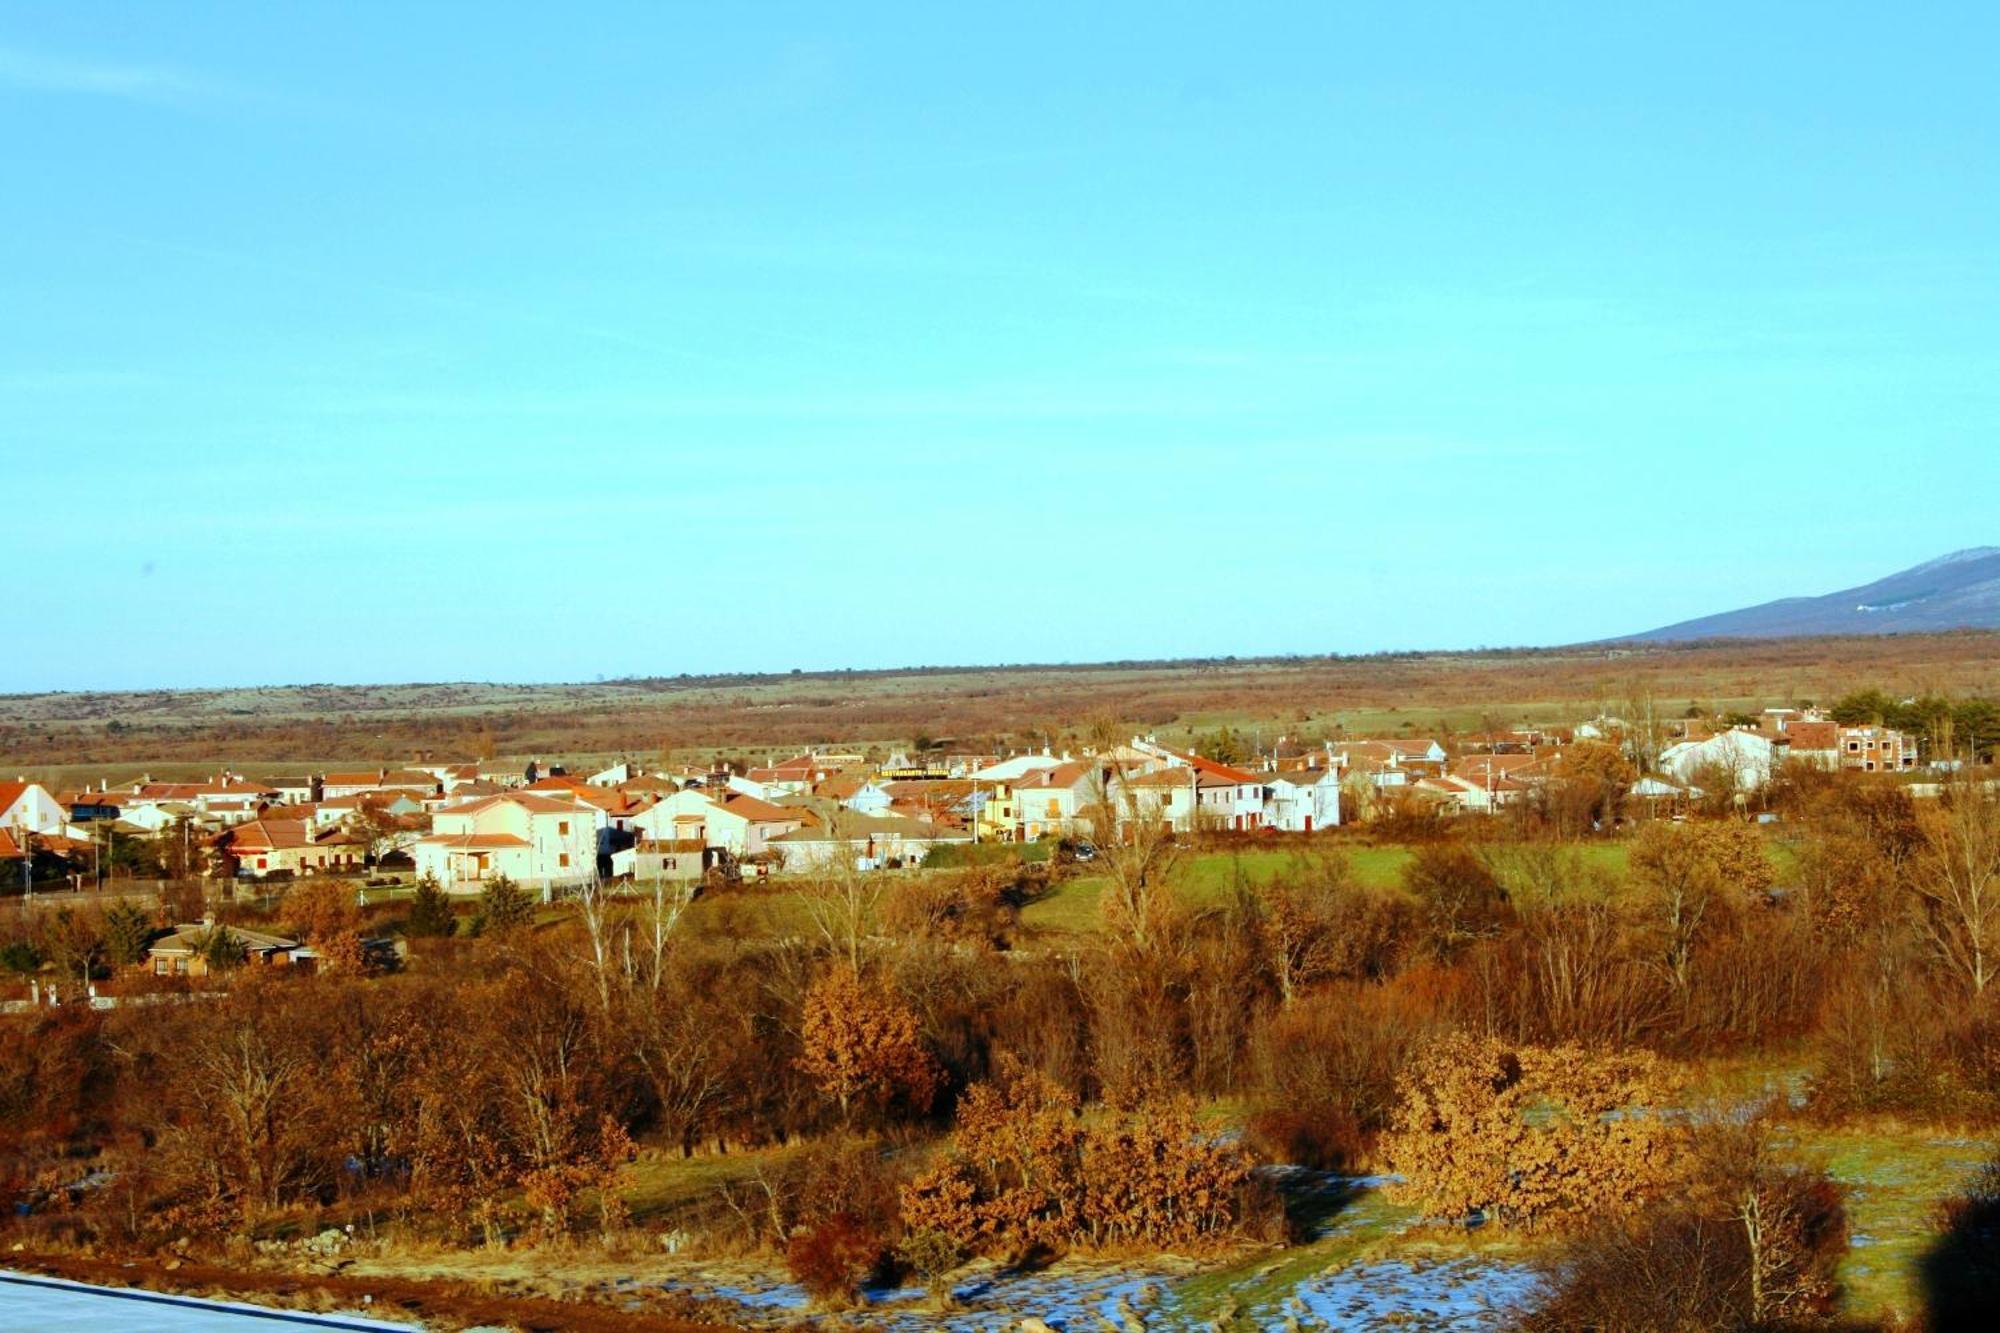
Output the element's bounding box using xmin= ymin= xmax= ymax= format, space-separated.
xmin=442 ymin=793 xmax=579 ymax=817
xmin=716 ymin=793 xmax=803 ymax=824
xmin=1015 ymin=761 xmax=1093 ymax=790
xmin=415 ymin=832 xmax=533 ymax=850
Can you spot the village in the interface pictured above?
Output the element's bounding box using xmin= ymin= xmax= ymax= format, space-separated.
xmin=0 ymin=701 xmax=1948 ymax=986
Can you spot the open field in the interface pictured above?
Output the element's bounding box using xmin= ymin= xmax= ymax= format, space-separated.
xmin=6 ymin=631 xmax=1999 ymax=775
xmin=346 ymin=1109 xmax=1977 ymax=1329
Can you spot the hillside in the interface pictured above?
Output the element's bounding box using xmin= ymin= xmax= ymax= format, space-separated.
xmin=7 ymin=633 xmax=2000 ymax=776
xmin=1622 ymin=548 xmax=2000 ymax=642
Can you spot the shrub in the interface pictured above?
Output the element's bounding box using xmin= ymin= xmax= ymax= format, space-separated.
xmin=403 ymin=874 xmax=456 ymax=938
xmin=784 ymin=1212 xmax=885 ymax=1308
xmin=1246 ymin=981 xmax=1442 ymax=1169
xmin=897 ymin=1226 xmax=967 ymax=1302
xmin=1526 ymin=1120 xmax=1847 ymax=1330
xmin=901 ymin=1060 xmax=1252 ymax=1255
xmin=477 ymin=875 xmax=534 ymax=935
xmin=1401 ymin=843 xmax=1510 ymax=958
xmin=1381 ymin=1033 xmax=1687 ymax=1231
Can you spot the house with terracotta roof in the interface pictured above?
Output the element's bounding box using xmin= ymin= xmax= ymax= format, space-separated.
xmin=418 ymin=762 xmax=482 ymax=789
xmin=0 ymin=827 xmax=93 ymax=882
xmin=0 ymin=781 xmax=80 ymax=841
xmin=1109 ymin=767 xmax=1217 ymax=834
xmin=1408 ymin=773 xmax=1501 ymax=815
xmin=880 ymin=779 xmax=973 ymax=821
xmin=627 ymin=789 xmax=805 ymax=857
xmin=770 ymin=813 xmax=971 ymax=873
xmin=320 ymin=769 xmax=442 ymax=801
xmin=1449 ymin=753 xmax=1544 ymax=786
xmin=1125 ymin=741 xmax=1270 ymax=830
xmin=1013 ymin=762 xmax=1099 ymax=840
xmin=412 ymin=793 xmax=603 ymax=891
xmin=147 ymin=919 xmax=300 ymax=978
xmin=746 ymin=753 xmax=832 ymax=795
xmin=1336 ymin=738 xmax=1448 ymax=774
xmin=212 ymin=818 xmax=364 ymax=879
xmin=1780 ymin=719 xmax=1842 ymax=770
xmin=120 ymin=776 xmax=277 ymax=824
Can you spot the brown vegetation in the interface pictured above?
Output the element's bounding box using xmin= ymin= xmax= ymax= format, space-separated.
xmin=10 ymin=630 xmax=1999 ymax=771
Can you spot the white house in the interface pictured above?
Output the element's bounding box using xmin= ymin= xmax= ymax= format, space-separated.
xmin=1014 ymin=762 xmax=1099 ymax=840
xmin=0 ymin=781 xmax=80 ymax=839
xmin=1659 ymin=729 xmax=1775 ymax=792
xmin=1630 ymin=773 xmax=1701 ymax=813
xmin=627 ymin=789 xmax=804 ymax=857
xmin=841 ymin=782 xmax=894 ymax=818
xmin=1108 ymin=768 xmax=1200 ymax=832
xmin=412 ymin=793 xmax=603 ymax=892
xmin=723 ymin=774 xmax=773 ymax=801
xmin=970 ymin=752 xmax=1068 ymax=784
xmin=1108 ymin=767 xmax=1260 ymax=833
xmin=1123 ymin=741 xmax=1270 ymax=831
xmin=118 ymin=800 xmax=189 ymax=834
xmin=1264 ymin=770 xmax=1342 ymax=832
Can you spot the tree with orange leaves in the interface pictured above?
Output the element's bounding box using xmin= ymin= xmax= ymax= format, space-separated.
xmin=1382 ymin=1032 xmax=1687 ymax=1231
xmin=797 ymin=964 xmax=941 ymax=1121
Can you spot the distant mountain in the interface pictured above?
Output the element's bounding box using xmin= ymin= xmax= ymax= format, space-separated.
xmin=1620 ymin=548 xmax=2000 ymax=642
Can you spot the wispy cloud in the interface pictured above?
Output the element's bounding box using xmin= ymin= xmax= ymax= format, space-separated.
xmin=0 ymin=43 xmax=214 ymax=102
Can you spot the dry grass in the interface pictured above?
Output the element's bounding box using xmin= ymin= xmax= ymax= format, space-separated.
xmin=1 ymin=1248 xmax=750 ymax=1331
xmin=8 ymin=632 xmax=1998 ymax=774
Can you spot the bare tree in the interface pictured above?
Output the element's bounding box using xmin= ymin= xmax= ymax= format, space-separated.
xmin=1909 ymin=778 xmax=2000 ymax=999
xmin=631 ymin=874 xmax=696 ymax=991
xmin=1085 ymin=719 xmax=1182 ymax=954
xmin=573 ymin=875 xmax=617 ymax=1016
xmin=800 ymin=810 xmax=881 ymax=969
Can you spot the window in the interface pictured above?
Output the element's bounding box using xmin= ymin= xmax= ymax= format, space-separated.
xmin=559 ymin=852 xmax=570 ymax=868
xmin=558 ymin=820 xmax=570 ymax=835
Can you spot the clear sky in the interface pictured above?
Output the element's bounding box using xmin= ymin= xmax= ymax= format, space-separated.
xmin=3 ymin=3 xmax=1996 ymax=692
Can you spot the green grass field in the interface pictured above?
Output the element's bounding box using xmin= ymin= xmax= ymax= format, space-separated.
xmin=1017 ymin=840 xmax=1643 ymax=936
xmin=1806 ymin=1123 xmax=1992 ymax=1321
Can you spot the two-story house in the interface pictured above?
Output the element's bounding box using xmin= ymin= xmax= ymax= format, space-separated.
xmin=412 ymin=793 xmax=604 ymax=891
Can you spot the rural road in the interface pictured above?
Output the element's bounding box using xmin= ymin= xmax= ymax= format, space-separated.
xmin=0 ymin=1271 xmax=416 ymax=1330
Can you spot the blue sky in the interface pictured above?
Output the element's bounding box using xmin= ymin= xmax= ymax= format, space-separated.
xmin=3 ymin=3 xmax=1996 ymax=691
